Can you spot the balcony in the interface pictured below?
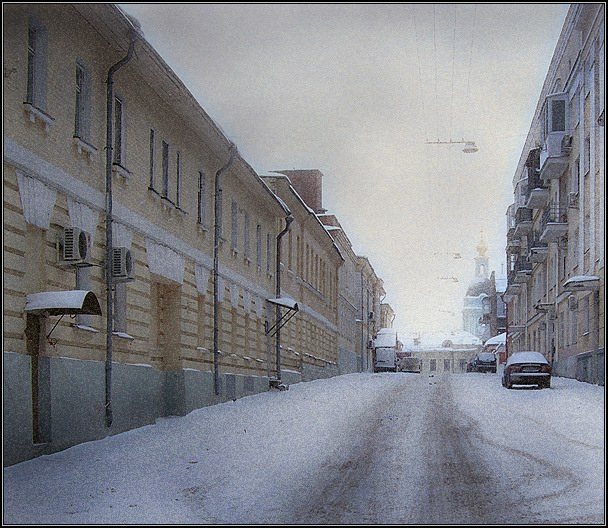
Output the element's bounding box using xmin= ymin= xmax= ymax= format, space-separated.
xmin=515 ymin=258 xmax=532 ymax=283
xmin=540 ymin=133 xmax=571 ymax=180
xmin=528 ymin=238 xmax=549 ymax=263
xmin=506 ymin=227 xmax=521 ymax=252
xmin=540 ymin=205 xmax=568 ymax=243
xmin=503 ymin=282 xmax=522 ymax=303
xmin=514 ymin=207 xmax=533 ymax=237
xmin=526 ymin=186 xmax=550 ymax=210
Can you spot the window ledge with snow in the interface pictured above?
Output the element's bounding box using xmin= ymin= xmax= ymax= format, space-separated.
xmin=72 ymin=323 xmax=98 ymax=333
xmin=23 ymin=102 xmax=55 ymax=132
xmin=112 ymin=331 xmax=134 ymax=340
xmin=112 ymin=163 xmax=132 ymax=180
xmin=73 ymin=137 xmax=98 ymax=160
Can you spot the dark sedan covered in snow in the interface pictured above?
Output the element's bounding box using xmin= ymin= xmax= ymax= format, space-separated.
xmin=502 ymin=351 xmax=551 ymax=389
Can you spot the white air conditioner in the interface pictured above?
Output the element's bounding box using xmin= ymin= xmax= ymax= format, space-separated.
xmin=58 ymin=227 xmax=91 ymax=266
xmin=567 ymin=192 xmax=579 ymax=208
xmin=112 ymin=247 xmax=135 ymax=282
xmin=561 ymin=134 xmax=573 ymax=153
xmin=568 ymin=295 xmax=578 ymax=310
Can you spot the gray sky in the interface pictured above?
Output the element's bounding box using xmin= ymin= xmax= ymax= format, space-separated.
xmin=119 ymin=3 xmax=571 ymax=334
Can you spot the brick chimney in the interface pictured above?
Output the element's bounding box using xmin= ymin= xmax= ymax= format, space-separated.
xmin=274 ymin=169 xmax=326 ymax=214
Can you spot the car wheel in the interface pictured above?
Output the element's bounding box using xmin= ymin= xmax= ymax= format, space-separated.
xmin=541 ymin=379 xmax=550 ymax=389
xmin=505 ymin=376 xmax=512 ymax=389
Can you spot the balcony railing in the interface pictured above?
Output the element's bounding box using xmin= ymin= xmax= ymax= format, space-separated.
xmin=514 ymin=206 xmax=533 ymax=236
xmin=540 ymin=205 xmax=568 ymax=243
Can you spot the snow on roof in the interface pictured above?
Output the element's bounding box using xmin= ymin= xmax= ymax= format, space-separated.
xmin=24 ymin=290 xmax=102 ymax=316
xmin=484 ymin=332 xmax=506 ymax=346
xmin=266 ymin=297 xmax=298 ymax=310
xmin=401 ymin=330 xmax=482 ymax=351
xmin=373 ymin=328 xmax=397 ymax=347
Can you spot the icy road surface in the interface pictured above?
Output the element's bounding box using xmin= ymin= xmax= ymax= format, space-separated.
xmin=3 ymin=372 xmax=604 ymax=524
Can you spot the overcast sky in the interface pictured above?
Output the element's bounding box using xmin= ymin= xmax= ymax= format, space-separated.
xmin=119 ymin=3 xmax=571 ymax=333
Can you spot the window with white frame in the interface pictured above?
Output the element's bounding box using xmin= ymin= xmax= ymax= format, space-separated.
xmin=197 ymin=170 xmax=206 ymax=226
xmin=149 ymin=129 xmax=155 ymax=190
xmin=114 ymin=282 xmax=127 ymax=334
xmin=176 ymin=151 xmax=181 ymax=209
xmin=582 ymin=295 xmax=590 ymax=334
xmin=243 ymin=212 xmax=250 ymax=260
xmin=217 ymin=189 xmax=223 ymax=239
xmin=231 ymin=200 xmax=238 ymax=251
xmin=162 ymin=140 xmax=169 ymax=199
xmin=74 ymin=61 xmax=91 ymax=141
xmin=26 ymin=16 xmax=48 ymax=110
xmin=266 ymin=233 xmax=271 ymax=273
xmin=256 ymin=224 xmax=262 ymax=268
xmin=113 ymin=95 xmax=125 ymax=166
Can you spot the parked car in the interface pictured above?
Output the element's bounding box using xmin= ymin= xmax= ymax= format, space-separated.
xmin=502 ymin=351 xmax=551 ymax=389
xmin=471 ymin=352 xmax=497 ymax=373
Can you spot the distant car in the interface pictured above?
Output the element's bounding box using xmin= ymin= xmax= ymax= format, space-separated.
xmin=471 ymin=352 xmax=497 ymax=373
xmin=502 ymin=351 xmax=551 ymax=389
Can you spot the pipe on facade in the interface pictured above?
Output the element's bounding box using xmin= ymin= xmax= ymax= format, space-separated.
xmin=104 ymin=31 xmax=138 ymax=428
xmin=213 ymin=144 xmax=238 ymax=396
xmin=274 ymin=214 xmax=294 ymax=381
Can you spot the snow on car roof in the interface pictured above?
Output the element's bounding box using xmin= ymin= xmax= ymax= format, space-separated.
xmin=506 ymin=351 xmax=548 ymax=366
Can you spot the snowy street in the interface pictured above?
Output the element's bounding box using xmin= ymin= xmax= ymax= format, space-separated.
xmin=3 ymin=372 xmax=604 ymax=525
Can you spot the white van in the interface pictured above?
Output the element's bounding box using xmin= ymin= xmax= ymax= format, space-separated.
xmin=374 ymin=347 xmax=397 ymax=372
xmin=373 ymin=328 xmax=399 ymax=372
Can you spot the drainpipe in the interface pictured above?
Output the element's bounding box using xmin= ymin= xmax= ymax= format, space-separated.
xmin=274 ymin=214 xmax=294 ymax=381
xmin=104 ymin=31 xmax=138 ymax=428
xmin=213 ymin=144 xmax=238 ymax=396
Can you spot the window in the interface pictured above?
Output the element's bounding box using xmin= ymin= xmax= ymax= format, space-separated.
xmin=571 ymin=308 xmax=578 ymax=344
xmin=266 ymin=233 xmax=272 ymax=273
xmin=162 ymin=141 xmax=169 ymax=199
xmin=113 ymin=282 xmax=127 ymax=334
xmin=74 ymin=62 xmax=91 ymax=141
xmin=175 ymin=151 xmax=181 ymax=208
xmin=444 ymin=358 xmax=451 ymax=372
xmin=216 ymin=189 xmax=223 ymax=239
xmin=256 ymin=225 xmax=262 ymax=268
xmin=26 ymin=17 xmax=48 ymax=110
xmin=231 ymin=200 xmax=238 ymax=251
xmin=429 ymin=359 xmax=436 ymax=372
xmin=551 ymin=99 xmax=566 ymax=132
xmin=582 ymin=295 xmax=590 ymax=335
xmin=197 ymin=170 xmax=206 ymax=226
xmin=243 ymin=212 xmax=250 ymax=260
xmin=113 ymin=96 xmax=124 ymax=166
xmin=149 ymin=129 xmax=155 ymax=190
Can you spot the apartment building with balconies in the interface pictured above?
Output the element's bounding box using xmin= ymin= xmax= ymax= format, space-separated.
xmin=504 ymin=3 xmax=604 ymax=385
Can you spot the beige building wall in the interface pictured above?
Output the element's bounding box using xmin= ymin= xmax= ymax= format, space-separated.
xmin=262 ymin=174 xmax=343 ymax=379
xmin=3 ymin=3 xmax=292 ymax=465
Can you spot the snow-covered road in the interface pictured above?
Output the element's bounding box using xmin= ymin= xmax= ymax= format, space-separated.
xmin=3 ymin=372 xmax=604 ymax=524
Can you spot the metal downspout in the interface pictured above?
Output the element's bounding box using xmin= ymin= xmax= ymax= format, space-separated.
xmin=275 ymin=215 xmax=294 ymax=381
xmin=104 ymin=32 xmax=137 ymax=428
xmin=213 ymin=145 xmax=238 ymax=396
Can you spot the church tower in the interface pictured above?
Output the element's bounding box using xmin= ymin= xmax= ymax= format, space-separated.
xmin=474 ymin=233 xmax=489 ymax=279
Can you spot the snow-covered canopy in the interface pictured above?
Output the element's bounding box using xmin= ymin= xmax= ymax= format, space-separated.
xmin=563 ymin=275 xmax=600 ymax=291
xmin=484 ymin=332 xmax=506 ymax=346
xmin=24 ymin=290 xmax=102 ymax=316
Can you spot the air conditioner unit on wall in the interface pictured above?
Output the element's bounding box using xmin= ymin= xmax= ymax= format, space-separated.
xmin=568 ymin=295 xmax=578 ymax=311
xmin=112 ymin=247 xmax=135 ymax=282
xmin=567 ymin=192 xmax=579 ymax=208
xmin=58 ymin=227 xmax=91 ymax=266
